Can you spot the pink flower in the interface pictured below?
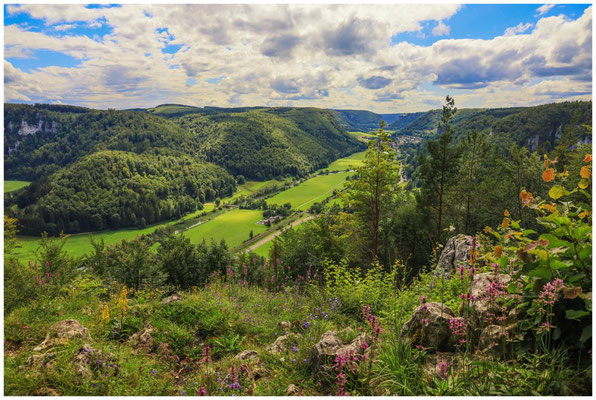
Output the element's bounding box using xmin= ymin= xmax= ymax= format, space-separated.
xmin=437 ymin=361 xmax=449 ymax=380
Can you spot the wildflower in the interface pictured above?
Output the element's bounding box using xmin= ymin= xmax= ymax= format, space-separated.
xmin=437 ymin=361 xmax=449 ymax=381
xmin=197 ymin=387 xmax=207 ymax=396
xmin=537 ymin=278 xmax=564 ymax=307
xmin=292 ymin=346 xmax=298 ymax=352
xmin=419 ymin=296 xmax=427 ymax=304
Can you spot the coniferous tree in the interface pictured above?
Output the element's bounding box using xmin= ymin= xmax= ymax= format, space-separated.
xmin=343 ymin=121 xmax=401 ymax=262
xmin=416 ymin=96 xmax=461 ymax=244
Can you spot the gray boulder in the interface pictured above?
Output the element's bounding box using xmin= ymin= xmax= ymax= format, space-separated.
xmin=34 ymin=319 xmax=91 ymax=351
xmin=401 ymin=302 xmax=455 ymax=351
xmin=309 ymin=331 xmax=370 ymax=372
xmin=435 ymin=234 xmax=473 ymax=277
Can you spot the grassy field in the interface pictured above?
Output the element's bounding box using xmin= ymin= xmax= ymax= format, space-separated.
xmin=11 ymin=202 xmax=218 ymax=262
xmin=267 ymin=172 xmax=349 ymax=211
xmin=182 ymin=208 xmax=266 ymax=249
xmin=4 ymin=181 xmax=30 ymax=193
xmin=12 ymin=221 xmax=172 ymax=262
xmin=326 ymin=151 xmax=366 ymax=171
xmin=230 ymin=178 xmax=289 ymax=201
xmin=347 ymin=131 xmax=377 ymax=141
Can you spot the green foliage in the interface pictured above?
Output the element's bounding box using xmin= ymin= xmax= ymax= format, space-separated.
xmin=158 ymin=235 xmax=229 ymax=289
xmin=325 ymin=259 xmax=398 ymax=316
xmin=84 ymin=238 xmax=166 ymax=290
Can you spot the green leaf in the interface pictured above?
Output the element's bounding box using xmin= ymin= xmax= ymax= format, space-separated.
xmin=565 ymin=309 xmax=590 ymax=321
xmin=539 ymin=233 xmax=571 ymax=249
xmin=522 ymin=229 xmax=537 ymax=237
xmin=553 ymin=327 xmax=561 ymax=340
xmin=548 ymin=185 xmax=566 ymax=199
xmin=580 ymin=325 xmax=592 ymax=343
xmin=549 ymin=259 xmax=571 ymax=270
xmin=526 ymin=265 xmax=552 ymax=279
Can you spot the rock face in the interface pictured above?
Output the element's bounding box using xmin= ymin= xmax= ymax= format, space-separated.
xmin=401 ymin=302 xmax=456 ymax=351
xmin=435 ymin=234 xmax=473 ymax=276
xmin=34 ymin=319 xmax=91 ymax=351
xmin=268 ymin=333 xmax=301 ymax=354
xmin=309 ymin=331 xmax=370 ymax=372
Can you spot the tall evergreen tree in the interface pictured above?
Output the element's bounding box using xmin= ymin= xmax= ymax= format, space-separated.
xmin=416 ymin=96 xmax=461 ymax=244
xmin=343 ymin=121 xmax=401 ymax=262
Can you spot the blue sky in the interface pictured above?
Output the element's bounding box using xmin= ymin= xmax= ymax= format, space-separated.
xmin=3 ymin=4 xmax=592 ymax=112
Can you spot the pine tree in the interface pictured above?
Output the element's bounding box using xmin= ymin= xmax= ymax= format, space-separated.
xmin=417 ymin=95 xmax=460 ymax=244
xmin=343 ymin=121 xmax=401 ymax=261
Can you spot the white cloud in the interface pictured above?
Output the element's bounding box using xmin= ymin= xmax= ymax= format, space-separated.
xmin=536 ymin=4 xmax=556 ymax=16
xmin=504 ymin=22 xmax=533 ymax=36
xmin=432 ymin=21 xmax=450 ymax=36
xmin=3 ymin=4 xmax=592 ymax=113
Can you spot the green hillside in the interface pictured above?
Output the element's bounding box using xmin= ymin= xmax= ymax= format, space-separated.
xmin=7 ymin=151 xmax=235 ymax=235
xmin=4 ymin=104 xmax=201 ymax=180
xmin=178 ymin=107 xmax=364 ymax=180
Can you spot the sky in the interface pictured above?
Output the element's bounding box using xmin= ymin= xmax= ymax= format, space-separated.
xmin=3 ymin=3 xmax=593 ymax=113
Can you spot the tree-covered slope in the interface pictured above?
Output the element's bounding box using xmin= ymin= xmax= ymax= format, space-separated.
xmin=329 ymin=109 xmax=402 ymax=132
xmin=391 ymin=101 xmax=592 ymax=153
xmin=7 ymin=151 xmax=236 ymax=235
xmin=4 ymin=104 xmax=201 ymax=180
xmin=178 ymin=108 xmax=364 ymax=180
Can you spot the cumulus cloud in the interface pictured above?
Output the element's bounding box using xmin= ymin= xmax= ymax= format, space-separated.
xmin=504 ymin=22 xmax=533 ymax=36
xmin=3 ymin=4 xmax=592 ymax=112
xmin=536 ymin=4 xmax=556 ymax=16
xmin=432 ymin=20 xmax=450 ymax=36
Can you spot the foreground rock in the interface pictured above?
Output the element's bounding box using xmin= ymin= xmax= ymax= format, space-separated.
xmin=479 ymin=324 xmax=517 ymax=355
xmin=34 ymin=319 xmax=91 ymax=351
xmin=128 ymin=324 xmax=156 ymax=352
xmin=235 ymin=349 xmax=259 ymax=361
xmin=435 ymin=234 xmax=473 ymax=276
xmin=401 ymin=302 xmax=455 ymax=351
xmin=287 ymin=384 xmax=301 ymax=395
xmin=309 ymin=331 xmax=370 ymax=372
xmin=161 ymin=293 xmax=181 ymax=305
xmin=268 ymin=333 xmax=301 ymax=354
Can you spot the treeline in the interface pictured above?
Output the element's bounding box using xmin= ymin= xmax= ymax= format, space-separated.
xmin=6 ymin=151 xmax=236 ymax=235
xmin=177 ymin=108 xmax=364 ymax=180
xmin=270 ymin=98 xmax=592 ymax=280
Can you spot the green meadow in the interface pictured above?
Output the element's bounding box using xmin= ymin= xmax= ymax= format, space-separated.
xmin=182 ymin=208 xmax=266 ymax=249
xmin=9 ymin=152 xmax=358 ymax=261
xmin=4 ymin=180 xmax=30 ymax=193
xmin=266 ymin=171 xmax=349 ymax=210
xmin=326 ymin=150 xmax=366 ymax=171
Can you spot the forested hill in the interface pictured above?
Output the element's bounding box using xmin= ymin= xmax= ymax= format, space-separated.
xmin=4 ymin=103 xmax=363 ymax=182
xmin=176 ymin=107 xmax=364 ymax=180
xmin=4 ymin=103 xmax=363 ymax=233
xmin=8 ymin=151 xmax=235 ymax=235
xmin=391 ymin=101 xmax=592 ymax=152
xmin=4 ymin=104 xmax=201 ymax=180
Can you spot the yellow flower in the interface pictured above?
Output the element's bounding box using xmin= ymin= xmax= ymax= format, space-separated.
xmin=101 ymin=303 xmax=110 ymax=324
xmin=118 ymin=286 xmax=129 ymax=315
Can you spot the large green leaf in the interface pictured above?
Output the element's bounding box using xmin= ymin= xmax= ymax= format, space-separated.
xmin=580 ymin=325 xmax=592 ymax=343
xmin=565 ymin=309 xmax=590 ymax=321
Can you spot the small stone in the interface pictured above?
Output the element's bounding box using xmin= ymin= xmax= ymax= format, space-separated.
xmin=161 ymin=294 xmax=181 ymax=305
xmin=287 ymin=384 xmax=301 ymax=395
xmin=268 ymin=333 xmax=301 ymax=354
xmin=278 ymin=321 xmax=292 ymax=331
xmin=235 ymin=350 xmax=259 ymax=361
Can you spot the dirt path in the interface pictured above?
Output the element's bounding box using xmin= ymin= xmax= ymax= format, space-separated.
xmin=242 ymin=215 xmax=316 ymax=253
